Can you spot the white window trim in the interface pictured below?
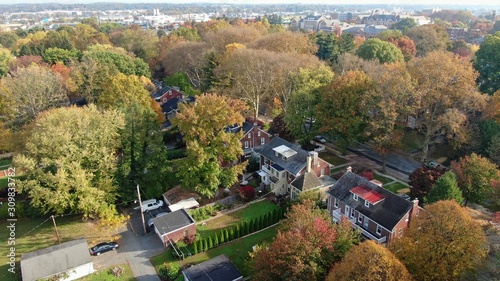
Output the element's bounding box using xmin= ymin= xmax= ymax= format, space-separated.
xmin=258 ymin=131 xmax=261 ymax=136
xmin=364 ymin=200 xmax=370 ymax=207
xmin=376 ymin=225 xmax=382 ymax=235
xmin=350 ymin=208 xmax=355 ymax=218
xmin=357 ymin=214 xmax=363 ymax=223
xmin=261 ymin=138 xmax=265 ymax=145
xmin=353 ymin=194 xmax=358 ymax=201
xmin=334 ymin=199 xmax=339 ymax=208
xmin=244 ymin=141 xmax=249 ymax=148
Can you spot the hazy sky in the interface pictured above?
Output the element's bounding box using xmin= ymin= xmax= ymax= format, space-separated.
xmin=3 ymin=0 xmax=498 ymax=6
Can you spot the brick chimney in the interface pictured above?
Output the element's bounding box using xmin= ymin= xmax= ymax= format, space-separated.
xmin=347 ymin=166 xmax=352 ymax=173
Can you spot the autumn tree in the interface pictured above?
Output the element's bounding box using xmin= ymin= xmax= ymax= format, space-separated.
xmin=250 ymin=30 xmax=317 ymax=55
xmin=425 ymin=171 xmax=463 ymax=204
xmin=408 ymin=51 xmax=486 ymax=162
xmin=172 ymin=94 xmax=248 ymax=198
xmin=315 ymin=70 xmax=372 ymax=149
xmin=409 ymin=167 xmax=445 ymax=204
xmin=0 ymin=64 xmax=68 ymax=125
xmin=252 ymin=200 xmax=353 ymax=281
xmin=14 ymin=105 xmax=125 ymax=218
xmin=473 ymin=32 xmax=500 ymax=94
xmin=391 ymin=200 xmax=487 ymax=281
xmin=108 ymin=25 xmax=159 ymax=62
xmin=355 ymin=38 xmax=404 ymax=64
xmin=451 ymin=153 xmax=499 ymax=206
xmin=406 ymin=24 xmax=450 ymax=57
xmin=326 ymin=240 xmax=413 ymax=281
xmin=0 ymin=47 xmax=14 ymax=77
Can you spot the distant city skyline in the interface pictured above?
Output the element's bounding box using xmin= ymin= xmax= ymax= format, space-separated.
xmin=2 ymin=0 xmax=499 ymax=6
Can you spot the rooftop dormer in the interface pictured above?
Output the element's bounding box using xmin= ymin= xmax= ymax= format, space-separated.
xmin=273 ymin=145 xmax=297 ymax=160
xmin=350 ymin=185 xmax=385 ymax=205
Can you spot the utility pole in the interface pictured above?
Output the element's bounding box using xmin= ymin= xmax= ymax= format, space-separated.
xmin=50 ymin=215 xmax=61 ymax=244
xmin=136 ymin=184 xmax=147 ymax=235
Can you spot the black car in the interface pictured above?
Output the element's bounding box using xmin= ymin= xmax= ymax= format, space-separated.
xmin=89 ymin=241 xmax=119 ymax=256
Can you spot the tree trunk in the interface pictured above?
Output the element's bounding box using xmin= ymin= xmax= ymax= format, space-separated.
xmin=421 ymin=130 xmax=432 ymax=163
xmin=382 ymin=153 xmax=387 ymax=173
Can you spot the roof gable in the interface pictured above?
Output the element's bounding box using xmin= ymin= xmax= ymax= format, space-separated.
xmin=291 ymin=171 xmax=322 ymax=191
xmin=254 ymin=137 xmax=308 ymax=176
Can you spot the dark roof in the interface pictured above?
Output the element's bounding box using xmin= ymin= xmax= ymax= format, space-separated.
xmin=227 ymin=121 xmax=254 ymax=135
xmin=183 ymin=254 xmax=242 ymax=281
xmin=291 ymin=171 xmax=322 ymax=191
xmin=254 ymin=137 xmax=308 ymax=176
xmin=304 ymin=15 xmax=322 ymax=20
xmin=161 ymin=96 xmax=182 ymax=114
xmin=21 ymin=239 xmax=91 ymax=281
xmin=271 ymin=163 xmax=284 ymax=172
xmin=327 ymin=172 xmax=413 ymax=230
xmin=153 ymin=208 xmax=195 ymax=235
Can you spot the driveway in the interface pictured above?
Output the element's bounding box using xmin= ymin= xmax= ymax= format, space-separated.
xmin=91 ymin=206 xmax=166 ymax=281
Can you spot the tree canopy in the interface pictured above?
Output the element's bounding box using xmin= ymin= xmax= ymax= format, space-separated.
xmin=426 ymin=170 xmax=463 ymax=204
xmin=474 ymin=32 xmax=500 ymax=94
xmin=355 ymin=38 xmax=404 ymax=64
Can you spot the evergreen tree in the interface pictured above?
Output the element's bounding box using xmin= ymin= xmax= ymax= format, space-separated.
xmin=250 ymin=219 xmax=255 ymax=233
xmin=426 ymin=171 xmax=464 ymax=205
xmin=245 ymin=221 xmax=250 ymax=235
xmin=229 ymin=227 xmax=235 ymax=240
xmin=273 ymin=209 xmax=279 ymax=223
xmin=193 ymin=240 xmax=198 ymax=254
xmin=235 ymin=224 xmax=241 ymax=238
xmin=198 ymin=239 xmax=203 ymax=252
xmin=224 ymin=229 xmax=229 ymax=241
xmin=208 ymin=236 xmax=213 ymax=249
xmin=203 ymin=239 xmax=208 ymax=252
xmin=220 ymin=230 xmax=225 ymax=244
xmin=214 ymin=234 xmax=219 ymax=246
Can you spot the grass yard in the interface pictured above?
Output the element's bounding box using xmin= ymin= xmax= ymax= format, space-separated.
xmin=151 ymin=225 xmax=279 ymax=280
xmin=401 ymin=129 xmax=424 ymax=153
xmin=196 ymin=200 xmax=280 ymax=239
xmin=0 ymin=176 xmax=7 ymax=188
xmin=0 ymin=215 xmax=107 ymax=281
xmin=318 ymin=151 xmax=349 ymax=166
xmin=77 ymin=264 xmax=135 ymax=281
xmin=383 ymin=182 xmax=409 ymax=194
xmin=0 ymin=158 xmax=12 ymax=168
xmin=373 ymin=173 xmax=394 ymax=185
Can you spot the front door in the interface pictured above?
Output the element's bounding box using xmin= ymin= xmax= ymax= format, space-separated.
xmin=345 ymin=206 xmax=350 ymax=217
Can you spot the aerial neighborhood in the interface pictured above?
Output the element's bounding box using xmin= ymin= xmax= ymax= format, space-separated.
xmin=0 ymin=1 xmax=500 ymax=281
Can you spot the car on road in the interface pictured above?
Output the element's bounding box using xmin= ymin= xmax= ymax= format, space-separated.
xmin=147 ymin=212 xmax=169 ymax=228
xmin=141 ymin=199 xmax=164 ymax=212
xmin=89 ymin=241 xmax=118 ymax=256
xmin=313 ymin=135 xmax=327 ymax=144
xmin=425 ymin=161 xmax=442 ymax=169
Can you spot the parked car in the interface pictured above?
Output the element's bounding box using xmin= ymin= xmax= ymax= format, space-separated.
xmin=425 ymin=161 xmax=442 ymax=169
xmin=313 ymin=135 xmax=327 ymax=144
xmin=148 ymin=212 xmax=169 ymax=228
xmin=89 ymin=241 xmax=118 ymax=256
xmin=141 ymin=199 xmax=164 ymax=212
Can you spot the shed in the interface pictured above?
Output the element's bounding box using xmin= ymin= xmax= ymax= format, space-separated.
xmin=168 ymin=197 xmax=200 ymax=212
xmin=182 ymin=254 xmax=243 ymax=281
xmin=21 ymin=238 xmax=94 ymax=281
xmin=154 ymin=208 xmax=196 ymax=245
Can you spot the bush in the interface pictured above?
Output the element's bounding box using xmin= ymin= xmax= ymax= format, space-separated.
xmin=159 ymin=263 xmax=180 ymax=281
xmin=239 ymin=185 xmax=255 ymax=202
xmin=246 ymin=156 xmax=260 ymax=173
xmin=183 ymin=234 xmax=196 ymax=245
xmin=166 ymin=149 xmax=186 ymax=160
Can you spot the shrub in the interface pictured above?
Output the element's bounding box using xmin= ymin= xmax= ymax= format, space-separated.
xmin=183 ymin=234 xmax=196 ymax=245
xmin=239 ymin=185 xmax=256 ymax=202
xmin=193 ymin=241 xmax=198 ymax=254
xmin=214 ymin=234 xmax=219 ymax=246
xmin=159 ymin=263 xmax=180 ymax=281
xmin=208 ymin=236 xmax=213 ymax=249
xmin=246 ymin=156 xmax=260 ymax=173
xmin=110 ymin=266 xmax=124 ymax=277
xmin=220 ymin=230 xmax=225 ymax=243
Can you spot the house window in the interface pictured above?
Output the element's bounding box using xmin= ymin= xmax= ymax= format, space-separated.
xmin=334 ymin=199 xmax=339 ymax=208
xmin=282 ymin=172 xmax=285 ymax=178
xmin=376 ymin=225 xmax=382 ymax=235
xmin=364 ymin=200 xmax=370 ymax=207
xmin=244 ymin=141 xmax=249 ymax=148
xmin=275 ymin=151 xmax=278 ymax=157
xmin=353 ymin=194 xmax=358 ymax=201
xmin=184 ymin=229 xmax=188 ymax=236
xmin=163 ymin=98 xmax=167 ymax=103
xmin=345 ymin=206 xmax=350 ymax=216
xmin=169 ymin=91 xmax=172 ymax=95
xmin=258 ymin=131 xmax=261 ymax=137
xmin=248 ymin=134 xmax=251 ymax=139
xmin=350 ymin=208 xmax=355 ymax=218
xmin=357 ymin=214 xmax=363 ymax=223
xmin=261 ymin=138 xmax=265 ymax=145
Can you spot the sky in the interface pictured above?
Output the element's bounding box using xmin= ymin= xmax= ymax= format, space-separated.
xmin=2 ymin=0 xmax=498 ymax=6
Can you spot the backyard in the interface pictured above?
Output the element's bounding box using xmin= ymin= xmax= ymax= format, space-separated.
xmin=77 ymin=264 xmax=135 ymax=281
xmin=318 ymin=151 xmax=349 ymax=166
xmin=151 ymin=225 xmax=279 ymax=280
xmin=383 ymin=181 xmax=410 ymax=194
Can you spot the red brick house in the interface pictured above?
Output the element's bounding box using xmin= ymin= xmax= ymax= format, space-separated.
xmin=227 ymin=120 xmax=272 ymax=158
xmin=327 ymin=170 xmax=422 ymax=245
xmin=152 ymin=82 xmax=183 ymax=105
xmin=153 ymin=209 xmax=196 ymax=246
xmin=254 ymin=137 xmax=334 ymax=199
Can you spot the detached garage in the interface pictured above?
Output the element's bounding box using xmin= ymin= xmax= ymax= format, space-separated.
xmin=153 ymin=208 xmax=196 ymax=246
xmin=21 ymin=239 xmax=94 ymax=281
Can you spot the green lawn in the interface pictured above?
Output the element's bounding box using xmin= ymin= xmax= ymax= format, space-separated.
xmin=196 ymin=200 xmax=280 ymax=239
xmin=318 ymin=151 xmax=349 ymax=166
xmin=401 ymin=128 xmax=424 ymax=153
xmin=383 ymin=182 xmax=409 ymax=194
xmin=0 ymin=177 xmax=7 ymax=188
xmin=0 ymin=215 xmax=105 ymax=281
xmin=77 ymin=264 xmax=135 ymax=281
xmin=151 ymin=225 xmax=279 ymax=280
xmin=0 ymin=158 xmax=12 ymax=168
xmin=373 ymin=173 xmax=394 ymax=185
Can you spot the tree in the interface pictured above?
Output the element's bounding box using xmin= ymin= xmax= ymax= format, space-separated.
xmin=0 ymin=64 xmax=68 ymax=125
xmin=408 ymin=51 xmax=486 ymax=162
xmin=473 ymin=32 xmax=500 ymax=94
xmin=386 ymin=35 xmax=417 ymax=62
xmin=451 ymin=153 xmax=499 ymax=206
xmin=406 ymin=24 xmax=450 ymax=57
xmin=409 ymin=167 xmax=445 ymax=203
xmin=214 ymin=233 xmax=219 ymax=246
xmin=355 ymin=38 xmax=404 ymax=64
xmin=426 ymin=171 xmax=463 ymax=204
xmin=0 ymin=47 xmax=14 ymax=77
xmin=42 ymin=47 xmax=81 ymax=65
xmin=315 ymin=32 xmax=356 ymax=64
xmin=394 ymin=17 xmax=418 ymax=34
xmin=315 ymin=71 xmax=372 ymax=149
xmin=251 ymin=200 xmax=347 ymax=281
xmin=108 ymin=25 xmax=159 ymax=62
xmin=172 ymin=94 xmax=248 ymax=198
xmin=250 ymin=31 xmax=317 ymax=55
xmin=14 ymin=105 xmax=125 ymax=218
xmin=327 ymin=240 xmax=412 ymax=281
xmin=239 ymin=185 xmax=255 ymax=202
xmin=391 ymin=200 xmax=487 ymax=281
xmin=82 ymin=45 xmax=150 ymax=78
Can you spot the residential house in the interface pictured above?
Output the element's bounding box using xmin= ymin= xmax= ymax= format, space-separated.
xmin=182 ymin=254 xmax=243 ymax=281
xmin=327 ymin=170 xmax=422 ymax=245
xmin=361 ymin=14 xmax=401 ymax=27
xmin=153 ymin=208 xmax=196 ymax=246
xmin=151 ymin=81 xmax=183 ymax=105
xmin=21 ymin=239 xmax=94 ymax=281
xmin=228 ymin=120 xmax=272 ymax=158
xmin=291 ymin=15 xmax=328 ymax=32
xmin=254 ymin=137 xmax=334 ymax=199
xmin=446 ymin=27 xmax=468 ymax=41
xmin=160 ymin=95 xmax=195 ymax=130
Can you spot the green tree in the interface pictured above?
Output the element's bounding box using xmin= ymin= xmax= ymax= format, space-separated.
xmin=14 ymin=105 xmax=125 ymax=218
xmin=0 ymin=31 xmax=19 ymax=49
xmin=42 ymin=47 xmax=81 ymax=65
xmin=426 ymin=171 xmax=464 ymax=204
xmin=208 ymin=236 xmax=213 ymax=249
xmin=203 ymin=239 xmax=208 ymax=251
xmin=220 ymin=230 xmax=225 ymax=244
xmin=315 ymin=32 xmax=355 ymax=64
xmin=172 ymin=94 xmax=248 ymax=198
xmin=224 ymin=228 xmax=229 ymax=241
xmin=214 ymin=234 xmax=219 ymax=246
xmin=451 ymin=153 xmax=499 ymax=206
xmin=193 ymin=240 xmax=198 ymax=254
xmin=355 ymin=38 xmax=404 ymax=64
xmin=394 ymin=17 xmax=418 ymax=34
xmin=391 ymin=200 xmax=487 ymax=281
xmin=108 ymin=25 xmax=159 ymax=62
xmin=229 ymin=227 xmax=234 ymax=240
xmin=473 ymin=32 xmax=500 ymax=94
xmin=406 ymin=24 xmax=450 ymax=57
xmin=0 ymin=47 xmax=14 ymax=77
xmin=327 ymin=240 xmax=412 ymax=281
xmin=169 ymin=27 xmax=201 ymax=42
xmin=82 ymin=45 xmax=151 ymax=78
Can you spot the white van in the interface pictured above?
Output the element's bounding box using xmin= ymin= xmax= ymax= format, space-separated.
xmin=141 ymin=199 xmax=164 ymax=212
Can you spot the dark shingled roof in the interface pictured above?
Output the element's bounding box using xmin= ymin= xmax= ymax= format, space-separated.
xmin=161 ymin=96 xmax=181 ymax=114
xmin=291 ymin=171 xmax=322 ymax=191
xmin=327 ymin=172 xmax=412 ymax=230
xmin=153 ymin=209 xmax=195 ymax=235
xmin=254 ymin=137 xmax=308 ymax=176
xmin=183 ymin=254 xmax=242 ymax=281
xmin=21 ymin=239 xmax=92 ymax=281
xmin=226 ymin=121 xmax=253 ymax=135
